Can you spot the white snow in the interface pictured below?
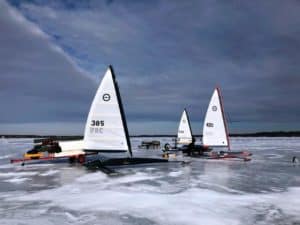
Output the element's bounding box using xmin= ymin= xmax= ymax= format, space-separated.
xmin=0 ymin=137 xmax=300 ymax=225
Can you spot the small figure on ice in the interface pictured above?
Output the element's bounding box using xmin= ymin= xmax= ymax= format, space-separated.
xmin=292 ymin=156 xmax=299 ymax=164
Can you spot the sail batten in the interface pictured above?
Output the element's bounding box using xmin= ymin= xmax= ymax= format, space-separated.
xmin=177 ymin=109 xmax=193 ymax=144
xmin=83 ymin=66 xmax=132 ymax=156
xmin=202 ymin=88 xmax=229 ymax=148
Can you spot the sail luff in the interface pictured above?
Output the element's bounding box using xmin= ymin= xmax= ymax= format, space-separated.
xmin=216 ymin=87 xmax=231 ymax=150
xmin=185 ymin=108 xmax=193 ymax=137
xmin=109 ymin=65 xmax=132 ymax=157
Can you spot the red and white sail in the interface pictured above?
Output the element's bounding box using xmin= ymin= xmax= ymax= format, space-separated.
xmin=202 ymin=88 xmax=230 ymax=148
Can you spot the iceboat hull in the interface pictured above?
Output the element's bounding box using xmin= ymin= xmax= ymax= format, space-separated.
xmin=85 ymin=157 xmax=168 ymax=168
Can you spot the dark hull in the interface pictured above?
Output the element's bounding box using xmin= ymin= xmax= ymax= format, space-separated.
xmin=84 ymin=157 xmax=169 ymax=174
xmin=181 ymin=145 xmax=212 ymax=156
xmin=104 ymin=157 xmax=168 ymax=166
xmin=163 ymin=144 xmax=211 ymax=153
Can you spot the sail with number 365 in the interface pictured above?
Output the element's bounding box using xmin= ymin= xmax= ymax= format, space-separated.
xmin=83 ymin=66 xmax=132 ymax=156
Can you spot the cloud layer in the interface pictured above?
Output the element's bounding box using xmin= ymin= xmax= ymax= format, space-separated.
xmin=0 ymin=0 xmax=97 ymax=133
xmin=1 ymin=0 xmax=300 ymax=134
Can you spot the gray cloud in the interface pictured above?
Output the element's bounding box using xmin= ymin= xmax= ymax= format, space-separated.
xmin=2 ymin=0 xmax=300 ymax=134
xmin=0 ymin=0 xmax=97 ymax=126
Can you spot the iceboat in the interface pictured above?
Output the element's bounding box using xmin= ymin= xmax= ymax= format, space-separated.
xmin=163 ymin=109 xmax=211 ymax=156
xmin=10 ymin=137 xmax=94 ymax=165
xmin=201 ymin=87 xmax=252 ymax=160
xmin=163 ymin=109 xmax=193 ymax=152
xmin=83 ymin=65 xmax=168 ymax=171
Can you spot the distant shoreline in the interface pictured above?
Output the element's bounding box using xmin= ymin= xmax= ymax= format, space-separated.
xmin=133 ymin=131 xmax=300 ymax=137
xmin=2 ymin=131 xmax=300 ymax=139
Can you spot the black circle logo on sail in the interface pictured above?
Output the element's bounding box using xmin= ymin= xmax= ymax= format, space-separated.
xmin=103 ymin=94 xmax=111 ymax=102
xmin=212 ymin=106 xmax=217 ymax=111
xmin=206 ymin=122 xmax=214 ymax=127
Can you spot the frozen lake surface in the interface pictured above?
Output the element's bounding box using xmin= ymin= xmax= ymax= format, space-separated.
xmin=0 ymin=137 xmax=300 ymax=225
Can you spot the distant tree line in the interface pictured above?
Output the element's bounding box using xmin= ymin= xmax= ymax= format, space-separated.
xmin=2 ymin=131 xmax=300 ymax=139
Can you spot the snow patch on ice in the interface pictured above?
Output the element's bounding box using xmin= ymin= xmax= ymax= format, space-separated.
xmin=0 ymin=171 xmax=38 ymax=177
xmin=0 ymin=154 xmax=14 ymax=160
xmin=168 ymin=170 xmax=183 ymax=177
xmin=11 ymin=169 xmax=300 ymax=225
xmin=40 ymin=170 xmax=59 ymax=176
xmin=4 ymin=177 xmax=31 ymax=183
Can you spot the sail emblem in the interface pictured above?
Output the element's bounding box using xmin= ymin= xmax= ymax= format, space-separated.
xmin=206 ymin=122 xmax=214 ymax=127
xmin=182 ymin=119 xmax=186 ymax=123
xmin=212 ymin=105 xmax=218 ymax=111
xmin=102 ymin=93 xmax=111 ymax=101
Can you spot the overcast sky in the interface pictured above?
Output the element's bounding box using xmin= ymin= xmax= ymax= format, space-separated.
xmin=1 ymin=0 xmax=300 ymax=135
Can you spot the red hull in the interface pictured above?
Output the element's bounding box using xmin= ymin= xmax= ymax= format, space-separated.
xmin=10 ymin=153 xmax=96 ymax=165
xmin=205 ymin=151 xmax=252 ymax=161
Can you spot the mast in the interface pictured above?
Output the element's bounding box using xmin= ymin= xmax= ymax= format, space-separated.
xmin=184 ymin=108 xmax=193 ymax=138
xmin=216 ymin=87 xmax=231 ymax=150
xmin=109 ymin=65 xmax=133 ymax=157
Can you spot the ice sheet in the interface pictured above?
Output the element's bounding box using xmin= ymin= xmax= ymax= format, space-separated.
xmin=0 ymin=137 xmax=300 ymax=225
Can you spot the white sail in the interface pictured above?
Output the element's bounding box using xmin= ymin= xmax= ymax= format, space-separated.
xmin=83 ymin=66 xmax=130 ymax=154
xmin=177 ymin=109 xmax=193 ymax=144
xmin=202 ymin=88 xmax=229 ymax=147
